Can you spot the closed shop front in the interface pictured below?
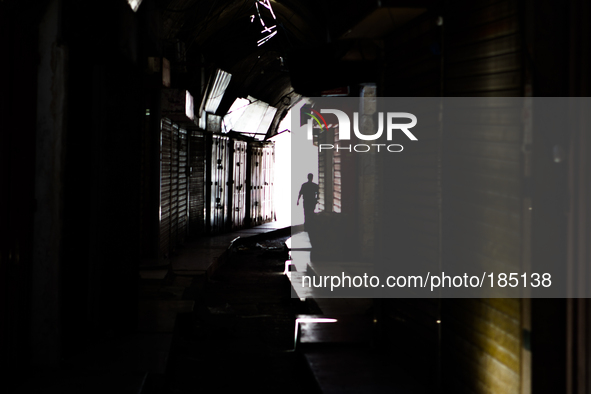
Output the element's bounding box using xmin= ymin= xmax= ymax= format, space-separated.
xmin=189 ymin=130 xmax=206 ymax=236
xmin=442 ymin=1 xmax=524 ymax=392
xmin=210 ymin=134 xmax=230 ymax=233
xmin=160 ymin=118 xmax=190 ymax=257
xmin=231 ymin=139 xmax=248 ymax=230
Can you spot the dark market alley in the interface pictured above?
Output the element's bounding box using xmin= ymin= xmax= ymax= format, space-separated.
xmin=3 ymin=0 xmax=591 ymax=393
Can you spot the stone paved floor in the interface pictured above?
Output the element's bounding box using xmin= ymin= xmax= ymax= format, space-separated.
xmin=161 ymin=234 xmax=321 ymax=393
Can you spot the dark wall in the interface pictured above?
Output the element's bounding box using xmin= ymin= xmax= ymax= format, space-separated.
xmin=526 ymin=0 xmax=569 ymax=392
xmin=0 ymin=0 xmax=48 ymax=389
xmin=441 ymin=0 xmax=524 ymax=392
xmin=374 ymin=0 xmax=591 ymax=392
xmin=59 ymin=0 xmax=145 ymax=356
xmin=379 ymin=12 xmax=443 ymax=389
xmin=378 ymin=0 xmax=527 ymax=392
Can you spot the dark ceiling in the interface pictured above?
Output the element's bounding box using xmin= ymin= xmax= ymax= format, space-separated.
xmin=155 ymin=0 xmax=438 ymax=137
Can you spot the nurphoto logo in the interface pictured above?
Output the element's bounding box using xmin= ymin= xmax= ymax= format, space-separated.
xmin=294 ymin=104 xmax=418 ymax=153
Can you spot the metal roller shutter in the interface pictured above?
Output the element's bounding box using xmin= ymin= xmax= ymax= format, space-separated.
xmin=159 ymin=118 xmax=172 ymax=258
xmin=160 ymin=119 xmax=191 ymax=257
xmin=177 ymin=127 xmax=188 ymax=245
xmin=189 ymin=130 xmax=206 ymax=236
xmin=317 ymin=140 xmax=326 ymax=213
xmin=170 ymin=125 xmax=179 ymax=251
xmin=333 ymin=131 xmax=341 ymax=213
xmin=442 ymin=1 xmax=523 ymax=392
xmin=444 ymin=0 xmax=522 ymax=97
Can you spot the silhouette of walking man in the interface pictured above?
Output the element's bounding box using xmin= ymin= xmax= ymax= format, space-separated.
xmin=297 ymin=173 xmax=319 ymax=230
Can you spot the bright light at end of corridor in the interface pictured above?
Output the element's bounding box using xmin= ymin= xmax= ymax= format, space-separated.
xmin=270 ymin=112 xmax=293 ymax=225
